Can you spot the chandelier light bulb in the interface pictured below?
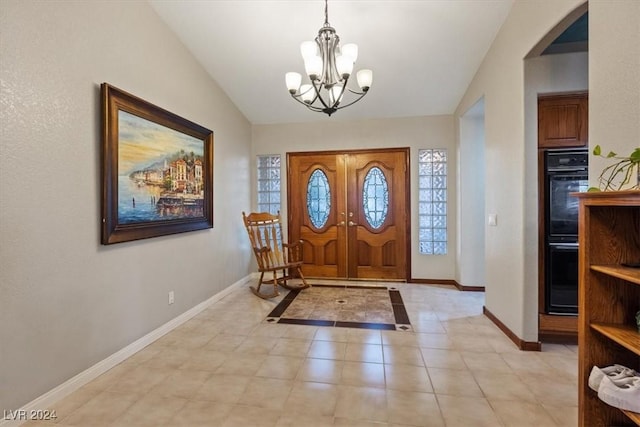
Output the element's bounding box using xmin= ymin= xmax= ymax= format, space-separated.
xmin=300 ymin=84 xmax=315 ymax=103
xmin=300 ymin=41 xmax=318 ymax=60
xmin=330 ymin=85 xmax=344 ymax=104
xmin=357 ymin=69 xmax=373 ymax=91
xmin=304 ymin=56 xmax=322 ymax=80
xmin=285 ymin=72 xmax=302 ymax=94
xmin=341 ymin=43 xmax=358 ymax=63
xmin=336 ymin=55 xmax=354 ymax=78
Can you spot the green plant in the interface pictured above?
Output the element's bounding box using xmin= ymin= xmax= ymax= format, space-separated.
xmin=588 ymin=145 xmax=640 ymax=191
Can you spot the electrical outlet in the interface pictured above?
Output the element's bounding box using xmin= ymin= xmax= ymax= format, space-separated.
xmin=168 ymin=291 xmax=174 ymax=305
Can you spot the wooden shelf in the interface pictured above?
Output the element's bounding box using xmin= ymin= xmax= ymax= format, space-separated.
xmin=623 ymin=410 xmax=640 ymax=426
xmin=576 ymin=192 xmax=640 ymax=426
xmin=591 ymin=323 xmax=640 ymax=356
xmin=591 ymin=265 xmax=640 ymax=285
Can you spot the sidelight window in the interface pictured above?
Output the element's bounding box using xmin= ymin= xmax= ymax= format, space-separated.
xmin=418 ymin=149 xmax=447 ymax=255
xmin=257 ymin=155 xmax=281 ymax=214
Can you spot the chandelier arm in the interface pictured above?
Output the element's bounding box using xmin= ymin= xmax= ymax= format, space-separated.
xmin=308 ymin=105 xmax=329 ymax=113
xmin=292 ymin=84 xmax=320 ymax=104
xmin=335 ymin=78 xmax=348 ymax=103
xmin=289 ymin=92 xmax=330 ymax=112
xmin=346 ymin=87 xmax=367 ymax=96
xmin=290 ymin=94 xmax=311 ymax=106
xmin=304 ymin=102 xmax=328 ymax=113
xmin=310 ymin=80 xmax=336 ymax=111
xmin=332 ymin=92 xmax=369 ymax=110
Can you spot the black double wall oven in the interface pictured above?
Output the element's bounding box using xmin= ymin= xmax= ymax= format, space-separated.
xmin=544 ymin=149 xmax=588 ymax=315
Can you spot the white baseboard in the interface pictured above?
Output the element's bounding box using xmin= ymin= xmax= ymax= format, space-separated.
xmin=0 ymin=275 xmax=254 ymax=427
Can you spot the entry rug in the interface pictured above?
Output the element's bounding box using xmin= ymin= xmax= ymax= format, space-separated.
xmin=265 ymin=284 xmax=412 ymax=331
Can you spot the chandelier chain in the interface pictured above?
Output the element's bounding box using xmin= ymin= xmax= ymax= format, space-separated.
xmin=324 ymin=0 xmax=329 ymax=26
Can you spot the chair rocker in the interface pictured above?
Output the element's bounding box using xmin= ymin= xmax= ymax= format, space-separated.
xmin=242 ymin=211 xmax=310 ymax=299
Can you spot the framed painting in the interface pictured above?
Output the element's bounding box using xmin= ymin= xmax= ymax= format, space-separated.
xmin=101 ymin=83 xmax=213 ymax=244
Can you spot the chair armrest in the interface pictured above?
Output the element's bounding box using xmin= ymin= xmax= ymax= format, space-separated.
xmin=282 ymin=240 xmax=303 ymax=263
xmin=282 ymin=240 xmax=302 ymax=250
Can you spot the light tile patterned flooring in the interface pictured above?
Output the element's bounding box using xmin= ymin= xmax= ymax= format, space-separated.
xmin=23 ymin=280 xmax=578 ymax=427
xmin=266 ymin=284 xmax=408 ymax=328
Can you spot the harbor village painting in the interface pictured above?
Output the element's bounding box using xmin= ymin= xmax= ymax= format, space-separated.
xmin=118 ymin=110 xmax=205 ymax=224
xmin=101 ymin=83 xmax=213 ymax=244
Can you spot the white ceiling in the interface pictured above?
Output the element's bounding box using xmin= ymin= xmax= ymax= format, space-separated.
xmin=149 ymin=0 xmax=514 ymax=125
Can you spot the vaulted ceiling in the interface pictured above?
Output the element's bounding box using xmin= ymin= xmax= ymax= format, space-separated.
xmin=149 ymin=1 xmax=514 ymax=124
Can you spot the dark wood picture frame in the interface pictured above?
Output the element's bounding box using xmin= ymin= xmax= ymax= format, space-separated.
xmin=101 ymin=83 xmax=213 ymax=245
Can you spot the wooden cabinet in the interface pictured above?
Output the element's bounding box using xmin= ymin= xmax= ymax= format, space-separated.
xmin=538 ymin=93 xmax=588 ymax=148
xmin=577 ymin=191 xmax=640 ymax=426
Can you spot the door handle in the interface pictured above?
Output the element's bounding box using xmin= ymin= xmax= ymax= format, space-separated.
xmin=337 ymin=221 xmax=346 ymax=226
xmin=348 ymin=221 xmax=357 ymax=227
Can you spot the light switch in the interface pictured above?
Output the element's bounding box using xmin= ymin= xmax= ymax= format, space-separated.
xmin=488 ymin=214 xmax=497 ymax=226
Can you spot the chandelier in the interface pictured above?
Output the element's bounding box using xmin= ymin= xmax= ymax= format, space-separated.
xmin=285 ymin=0 xmax=373 ymax=116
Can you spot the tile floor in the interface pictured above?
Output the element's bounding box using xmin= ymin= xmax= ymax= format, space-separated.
xmin=266 ymin=284 xmax=409 ymax=329
xmin=23 ymin=280 xmax=578 ymax=427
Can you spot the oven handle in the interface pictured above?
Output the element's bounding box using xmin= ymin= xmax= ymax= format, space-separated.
xmin=547 ymin=167 xmax=588 ymax=173
xmin=549 ymin=242 xmax=579 ymax=248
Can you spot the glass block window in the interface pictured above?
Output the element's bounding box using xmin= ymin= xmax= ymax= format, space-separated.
xmin=418 ymin=149 xmax=447 ymax=254
xmin=257 ymin=155 xmax=281 ymax=214
xmin=306 ymin=169 xmax=331 ymax=228
xmin=363 ymin=166 xmax=389 ymax=229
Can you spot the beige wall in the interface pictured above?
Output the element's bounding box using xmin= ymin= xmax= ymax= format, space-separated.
xmin=589 ymin=0 xmax=640 ymax=189
xmin=252 ymin=116 xmax=456 ymax=281
xmin=457 ymin=101 xmax=486 ymax=288
xmin=455 ymin=0 xmax=586 ymax=341
xmin=0 ymin=0 xmax=252 ymax=411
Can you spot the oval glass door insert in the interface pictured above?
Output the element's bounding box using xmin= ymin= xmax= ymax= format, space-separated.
xmin=307 ymin=169 xmax=331 ymax=228
xmin=363 ymin=166 xmax=389 ymax=229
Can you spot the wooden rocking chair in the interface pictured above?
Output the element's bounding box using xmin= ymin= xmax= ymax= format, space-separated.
xmin=242 ymin=211 xmax=311 ymax=299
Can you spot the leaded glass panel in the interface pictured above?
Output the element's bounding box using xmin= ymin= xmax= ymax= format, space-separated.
xmin=306 ymin=169 xmax=331 ymax=228
xmin=362 ymin=167 xmax=389 ymax=229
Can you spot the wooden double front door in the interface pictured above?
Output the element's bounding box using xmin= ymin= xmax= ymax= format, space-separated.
xmin=287 ymin=148 xmax=410 ymax=280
